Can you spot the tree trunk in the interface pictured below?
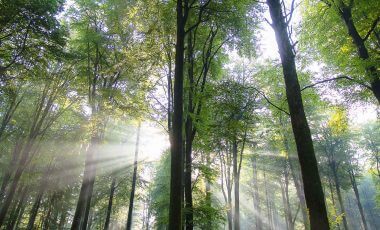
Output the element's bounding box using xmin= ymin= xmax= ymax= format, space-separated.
xmin=281 ymin=162 xmax=294 ymax=230
xmin=264 ymin=170 xmax=272 ymax=230
xmin=232 ymin=139 xmax=240 ymax=230
xmin=169 ymin=0 xmax=186 ymax=229
xmin=205 ymin=154 xmax=212 ymax=229
xmin=280 ymin=180 xmax=289 ymax=230
xmin=0 ymin=139 xmax=23 ymax=203
xmin=184 ymin=29 xmax=195 ymax=230
xmin=283 ymin=132 xmax=309 ymax=228
xmin=104 ymin=178 xmax=116 ymax=230
xmin=71 ymin=136 xmax=98 ymax=230
xmin=288 ymin=158 xmax=309 ymax=228
xmin=43 ymin=199 xmax=53 ymax=230
xmin=332 ymin=167 xmax=348 ymax=230
xmin=0 ymin=91 xmax=22 ymax=142
xmin=26 ymin=189 xmax=45 ymax=230
xmin=26 ymin=167 xmax=51 ymax=230
xmin=6 ymin=185 xmax=28 ymax=229
xmin=227 ymin=185 xmax=233 ymax=230
xmin=348 ymin=170 xmax=368 ymax=230
xmin=252 ymin=157 xmax=262 ymax=230
xmin=126 ymin=122 xmax=141 ymax=230
xmin=348 ymin=172 xmax=367 ymax=230
xmin=58 ymin=211 xmax=67 ymax=230
xmin=0 ymin=161 xmax=25 ymax=226
xmin=266 ymin=0 xmax=330 ymax=229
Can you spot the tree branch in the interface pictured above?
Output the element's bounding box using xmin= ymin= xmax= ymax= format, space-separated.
xmin=301 ymin=75 xmax=372 ymax=91
xmin=363 ymin=16 xmax=380 ymax=42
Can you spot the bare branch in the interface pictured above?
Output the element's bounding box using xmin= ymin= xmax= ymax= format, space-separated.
xmin=264 ymin=17 xmax=273 ymax=28
xmin=285 ymin=0 xmax=296 ymax=25
xmin=301 ymin=75 xmax=372 ymax=91
xmin=247 ymin=86 xmax=290 ymax=115
xmin=363 ymin=16 xmax=380 ymax=42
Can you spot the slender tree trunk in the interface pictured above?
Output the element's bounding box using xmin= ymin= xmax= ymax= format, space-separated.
xmin=0 ymin=92 xmax=22 ymax=142
xmin=6 ymin=185 xmax=28 ymax=229
xmin=205 ymin=154 xmax=212 ymax=229
xmin=227 ymin=185 xmax=233 ymax=230
xmin=0 ymin=159 xmax=26 ymax=226
xmin=126 ymin=122 xmax=141 ymax=230
xmin=280 ymin=181 xmax=289 ymax=230
xmin=169 ymin=0 xmax=186 ymax=228
xmin=232 ymin=139 xmax=240 ymax=230
xmin=184 ymin=132 xmax=193 ymax=229
xmin=0 ymin=139 xmax=36 ymax=226
xmin=267 ymin=1 xmax=330 ymax=229
xmin=104 ymin=178 xmax=116 ymax=230
xmin=43 ymin=200 xmax=53 ymax=230
xmin=167 ymin=50 xmax=173 ymax=132
xmin=26 ymin=167 xmax=51 ymax=230
xmin=281 ymin=165 xmax=294 ymax=230
xmin=264 ymin=170 xmax=272 ymax=230
xmin=58 ymin=211 xmax=67 ymax=230
xmin=184 ymin=29 xmax=195 ymax=230
xmin=284 ymin=165 xmax=294 ymax=230
xmin=348 ymin=170 xmax=368 ymax=230
xmin=26 ymin=189 xmax=45 ymax=230
xmin=252 ymin=157 xmax=262 ymax=230
xmin=332 ymin=167 xmax=348 ymax=230
xmin=0 ymin=139 xmax=23 ymax=202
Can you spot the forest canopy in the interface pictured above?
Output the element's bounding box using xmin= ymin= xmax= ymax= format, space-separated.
xmin=0 ymin=0 xmax=379 ymax=229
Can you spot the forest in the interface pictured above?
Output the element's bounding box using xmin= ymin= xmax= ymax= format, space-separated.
xmin=0 ymin=0 xmax=379 ymax=229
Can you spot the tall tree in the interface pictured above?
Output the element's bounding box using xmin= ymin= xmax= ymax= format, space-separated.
xmin=126 ymin=122 xmax=141 ymax=230
xmin=266 ymin=0 xmax=330 ymax=228
xmin=301 ymin=0 xmax=380 ymax=103
xmin=168 ymin=0 xmax=187 ymax=229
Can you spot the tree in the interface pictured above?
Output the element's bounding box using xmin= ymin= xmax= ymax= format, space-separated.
xmin=301 ymin=0 xmax=380 ymax=103
xmin=126 ymin=122 xmax=141 ymax=229
xmin=266 ymin=0 xmax=330 ymax=228
xmin=0 ymin=0 xmax=66 ymax=77
xmin=168 ymin=0 xmax=186 ymax=229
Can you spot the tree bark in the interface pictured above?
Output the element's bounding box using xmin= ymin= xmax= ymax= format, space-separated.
xmin=71 ymin=136 xmax=98 ymax=230
xmin=205 ymin=154 xmax=212 ymax=229
xmin=126 ymin=122 xmax=141 ymax=230
xmin=0 ymin=90 xmax=22 ymax=142
xmin=332 ymin=166 xmax=348 ymax=230
xmin=282 ymin=128 xmax=309 ymax=228
xmin=58 ymin=210 xmax=67 ymax=230
xmin=0 ymin=149 xmax=29 ymax=227
xmin=252 ymin=157 xmax=262 ymax=230
xmin=0 ymin=139 xmax=23 ymax=204
xmin=267 ymin=0 xmax=330 ymax=229
xmin=26 ymin=190 xmax=44 ymax=230
xmin=348 ymin=170 xmax=368 ymax=230
xmin=169 ymin=0 xmax=187 ymax=229
xmin=26 ymin=167 xmax=51 ymax=230
xmin=232 ymin=139 xmax=240 ymax=230
xmin=6 ymin=185 xmax=28 ymax=230
xmin=184 ymin=29 xmax=195 ymax=230
xmin=282 ymin=161 xmax=294 ymax=230
xmin=104 ymin=178 xmax=116 ymax=230
xmin=264 ymin=170 xmax=272 ymax=230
